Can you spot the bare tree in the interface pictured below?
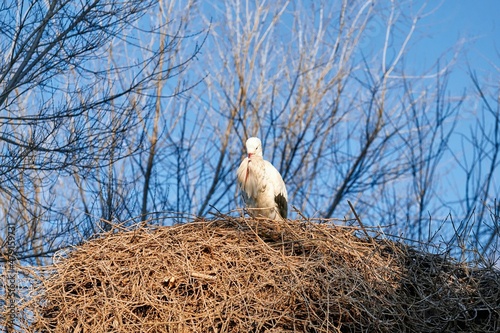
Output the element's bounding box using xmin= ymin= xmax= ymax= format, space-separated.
xmin=1 ymin=0 xmax=499 ymax=301
xmin=20 ymin=0 xmax=493 ymax=257
xmin=0 ymin=0 xmax=204 ymax=329
xmin=448 ymin=69 xmax=500 ymax=256
xmin=0 ymin=0 xmax=498 ymax=328
xmin=170 ymin=0 xmax=497 ymax=258
xmin=62 ymin=0 xmax=209 ymax=230
xmin=185 ymin=0 xmax=456 ymax=221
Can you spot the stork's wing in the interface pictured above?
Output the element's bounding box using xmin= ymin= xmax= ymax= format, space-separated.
xmin=237 ymin=157 xmax=260 ymax=209
xmin=236 ymin=158 xmax=247 ymax=191
xmin=274 ymin=192 xmax=288 ymax=219
xmin=264 ymin=161 xmax=288 ymax=219
xmin=236 ymin=158 xmax=249 ymax=204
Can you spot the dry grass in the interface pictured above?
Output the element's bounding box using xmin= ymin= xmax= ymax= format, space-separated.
xmin=17 ymin=216 xmax=500 ymax=332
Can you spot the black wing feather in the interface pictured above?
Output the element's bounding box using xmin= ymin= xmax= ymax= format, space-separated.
xmin=274 ymin=193 xmax=288 ymax=219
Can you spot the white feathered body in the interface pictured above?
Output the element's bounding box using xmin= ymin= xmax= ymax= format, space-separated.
xmin=237 ymin=153 xmax=288 ymax=220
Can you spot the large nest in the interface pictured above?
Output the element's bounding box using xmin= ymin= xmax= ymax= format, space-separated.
xmin=23 ymin=216 xmax=500 ymax=332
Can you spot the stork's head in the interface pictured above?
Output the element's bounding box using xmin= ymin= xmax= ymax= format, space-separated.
xmin=246 ymin=137 xmax=263 ymax=158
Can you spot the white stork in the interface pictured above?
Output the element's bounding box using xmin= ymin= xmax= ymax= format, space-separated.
xmin=236 ymin=137 xmax=288 ymax=220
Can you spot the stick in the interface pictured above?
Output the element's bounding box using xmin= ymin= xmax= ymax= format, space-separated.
xmin=191 ymin=272 xmax=217 ymax=281
xmin=347 ymin=200 xmax=373 ymax=242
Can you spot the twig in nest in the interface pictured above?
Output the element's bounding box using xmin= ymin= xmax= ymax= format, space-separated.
xmin=190 ymin=272 xmax=217 ymax=281
xmin=292 ymin=205 xmax=309 ymax=221
xmin=348 ymin=200 xmax=374 ymax=243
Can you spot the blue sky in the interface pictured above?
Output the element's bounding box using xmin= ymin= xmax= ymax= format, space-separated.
xmin=418 ymin=1 xmax=499 ymax=87
xmin=354 ymin=1 xmax=498 ymax=101
xmin=443 ymin=1 xmax=499 ymax=61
